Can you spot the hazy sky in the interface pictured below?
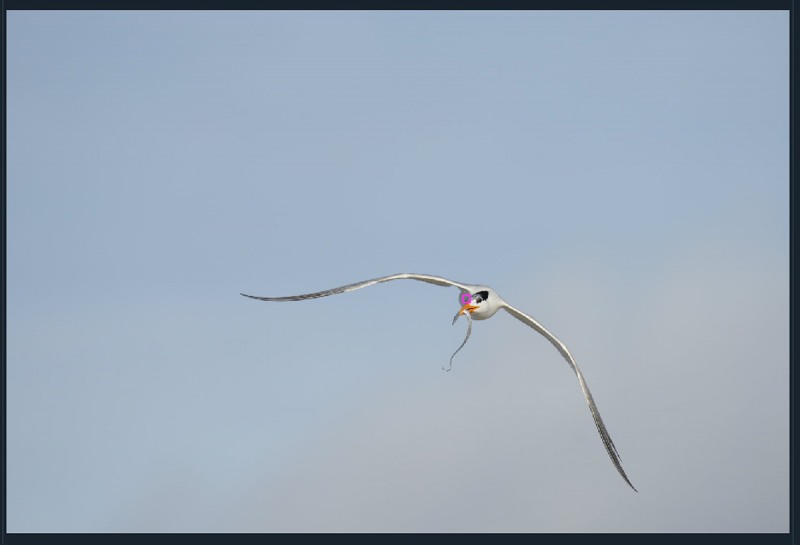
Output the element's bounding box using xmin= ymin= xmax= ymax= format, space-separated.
xmin=7 ymin=10 xmax=788 ymax=532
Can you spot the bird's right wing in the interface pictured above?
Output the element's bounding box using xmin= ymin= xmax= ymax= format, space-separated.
xmin=501 ymin=302 xmax=637 ymax=492
xmin=241 ymin=273 xmax=472 ymax=302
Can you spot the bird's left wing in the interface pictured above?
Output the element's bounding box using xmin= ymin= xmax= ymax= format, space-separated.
xmin=241 ymin=273 xmax=471 ymax=302
xmin=501 ymin=303 xmax=637 ymax=492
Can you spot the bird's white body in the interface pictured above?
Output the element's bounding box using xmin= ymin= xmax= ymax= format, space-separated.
xmin=242 ymin=272 xmax=637 ymax=492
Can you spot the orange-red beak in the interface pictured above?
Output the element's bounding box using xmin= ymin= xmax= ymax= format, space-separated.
xmin=453 ymin=303 xmax=479 ymax=325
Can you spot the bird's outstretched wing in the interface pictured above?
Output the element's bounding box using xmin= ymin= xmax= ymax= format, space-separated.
xmin=501 ymin=303 xmax=637 ymax=492
xmin=241 ymin=273 xmax=471 ymax=302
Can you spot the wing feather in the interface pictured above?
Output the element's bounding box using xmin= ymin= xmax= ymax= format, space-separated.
xmin=241 ymin=273 xmax=471 ymax=302
xmin=502 ymin=303 xmax=637 ymax=492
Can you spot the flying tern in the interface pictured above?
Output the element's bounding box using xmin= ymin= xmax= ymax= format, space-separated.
xmin=241 ymin=272 xmax=636 ymax=491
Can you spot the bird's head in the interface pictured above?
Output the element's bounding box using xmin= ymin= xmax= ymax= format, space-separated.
xmin=452 ymin=287 xmax=501 ymax=323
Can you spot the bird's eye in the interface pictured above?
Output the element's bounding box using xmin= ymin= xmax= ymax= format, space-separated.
xmin=475 ymin=290 xmax=489 ymax=303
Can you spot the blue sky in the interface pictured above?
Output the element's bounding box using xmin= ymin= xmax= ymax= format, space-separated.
xmin=7 ymin=10 xmax=789 ymax=532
